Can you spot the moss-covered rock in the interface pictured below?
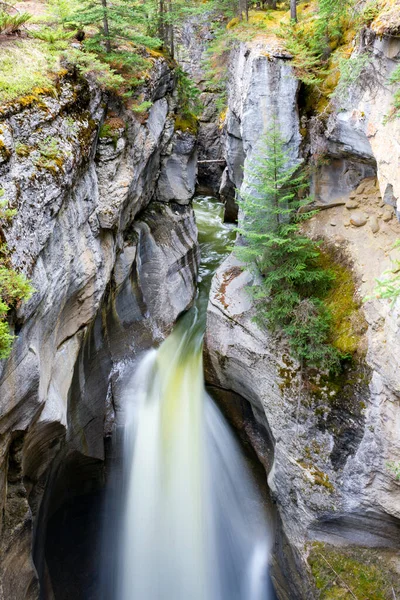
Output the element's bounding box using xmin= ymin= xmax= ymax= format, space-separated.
xmin=308 ymin=542 xmax=400 ymax=599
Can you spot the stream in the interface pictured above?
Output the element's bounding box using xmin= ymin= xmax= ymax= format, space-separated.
xmin=103 ymin=196 xmax=274 ymax=599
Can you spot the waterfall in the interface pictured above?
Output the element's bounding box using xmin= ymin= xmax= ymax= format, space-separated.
xmin=105 ymin=197 xmax=273 ymax=600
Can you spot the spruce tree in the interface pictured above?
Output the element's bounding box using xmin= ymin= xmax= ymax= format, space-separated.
xmin=70 ymin=0 xmax=161 ymax=56
xmin=235 ymin=121 xmax=341 ymax=372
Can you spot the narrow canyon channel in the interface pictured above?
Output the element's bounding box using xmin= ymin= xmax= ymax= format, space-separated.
xmin=109 ymin=196 xmax=275 ymax=600
xmin=45 ymin=197 xmax=276 ymax=599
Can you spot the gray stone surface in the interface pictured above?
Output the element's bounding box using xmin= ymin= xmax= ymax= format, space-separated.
xmin=156 ymin=130 xmax=197 ymax=203
xmin=0 ymin=62 xmax=199 ymax=598
xmin=312 ymin=36 xmax=400 ymax=211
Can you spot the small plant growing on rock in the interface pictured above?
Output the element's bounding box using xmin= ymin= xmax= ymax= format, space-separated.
xmin=387 ymin=460 xmax=400 ymax=481
xmin=373 ymin=239 xmax=400 ymax=306
xmin=0 ymin=190 xmax=33 ymax=359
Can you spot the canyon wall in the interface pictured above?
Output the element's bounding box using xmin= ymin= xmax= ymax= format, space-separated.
xmin=205 ymin=31 xmax=400 ymax=599
xmin=0 ymin=60 xmax=198 ymax=598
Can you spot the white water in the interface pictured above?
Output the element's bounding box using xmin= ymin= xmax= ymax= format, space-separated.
xmin=113 ymin=197 xmax=273 ymax=600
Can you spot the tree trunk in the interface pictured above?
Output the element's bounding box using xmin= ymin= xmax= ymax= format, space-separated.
xmin=245 ymin=0 xmax=249 ymax=22
xmin=101 ymin=0 xmax=111 ymax=53
xmin=167 ymin=0 xmax=174 ymax=58
xmin=290 ymin=0 xmax=297 ymax=22
xmin=159 ymin=0 xmax=165 ymax=45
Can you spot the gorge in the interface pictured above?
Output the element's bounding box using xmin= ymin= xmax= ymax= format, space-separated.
xmin=0 ymin=1 xmax=400 ymax=599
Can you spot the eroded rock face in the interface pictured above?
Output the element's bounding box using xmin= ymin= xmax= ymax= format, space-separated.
xmin=0 ymin=62 xmax=198 ymax=598
xmin=204 ymin=196 xmax=400 ymax=597
xmin=175 ymin=13 xmax=226 ymax=197
xmin=312 ymin=36 xmax=400 ymax=212
xmin=225 ymin=41 xmax=301 ymax=192
xmin=156 ymin=130 xmax=197 ymax=203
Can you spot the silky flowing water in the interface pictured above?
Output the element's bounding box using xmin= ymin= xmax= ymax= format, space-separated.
xmin=108 ymin=197 xmax=273 ymax=599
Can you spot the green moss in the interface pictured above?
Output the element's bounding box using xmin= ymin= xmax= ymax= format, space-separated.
xmin=0 ymin=140 xmax=11 ymax=162
xmin=174 ymin=113 xmax=199 ymax=135
xmin=0 ymin=40 xmax=59 ymax=105
xmin=308 ymin=542 xmax=400 ymax=599
xmin=298 ymin=461 xmax=335 ymax=492
xmin=15 ymin=142 xmax=31 ymax=157
xmin=318 ymin=248 xmax=367 ymax=356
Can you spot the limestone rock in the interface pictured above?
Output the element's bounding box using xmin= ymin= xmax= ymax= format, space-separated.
xmin=0 ymin=61 xmax=199 ymax=598
xmin=322 ymin=37 xmax=400 ymax=213
xmin=225 ymin=42 xmax=301 ymax=192
xmin=346 ymin=200 xmax=360 ymax=209
xmin=156 ymin=130 xmax=197 ymax=204
xmin=369 ymin=215 xmax=380 ymax=233
xmin=205 ymin=251 xmax=400 ymax=599
xmin=382 ymin=210 xmax=393 ymax=222
xmin=350 ymin=212 xmax=368 ymax=227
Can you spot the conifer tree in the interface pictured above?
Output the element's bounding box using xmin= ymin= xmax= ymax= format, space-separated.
xmin=70 ymin=0 xmax=160 ymax=55
xmin=235 ymin=121 xmax=341 ymax=371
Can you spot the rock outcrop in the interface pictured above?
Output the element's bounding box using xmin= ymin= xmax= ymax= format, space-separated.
xmin=205 ymin=31 xmax=400 ymax=600
xmin=311 ymin=36 xmax=400 ymax=213
xmin=0 ymin=61 xmax=199 ymax=598
xmin=224 ymin=41 xmax=301 ymax=192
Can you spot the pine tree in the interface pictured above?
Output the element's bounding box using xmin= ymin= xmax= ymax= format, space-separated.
xmin=290 ymin=0 xmax=297 ymax=22
xmin=235 ymin=121 xmax=341 ymax=372
xmin=70 ymin=0 xmax=161 ymax=55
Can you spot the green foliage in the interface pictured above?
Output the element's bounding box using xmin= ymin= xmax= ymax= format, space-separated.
xmin=0 ymin=191 xmax=16 ymax=222
xmin=38 ymin=137 xmax=60 ymax=159
xmin=373 ymin=239 xmax=400 ymax=306
xmin=0 ymin=41 xmax=59 ymax=104
xmin=202 ymin=28 xmax=231 ymax=111
xmin=279 ymin=0 xmax=353 ymax=87
xmin=175 ymin=66 xmax=201 ymax=126
xmin=308 ymin=542 xmax=400 ymax=599
xmin=32 ymin=26 xmax=75 ymax=44
xmin=0 ymin=11 xmax=31 ymax=34
xmin=69 ymin=0 xmax=162 ymax=51
xmin=131 ymin=100 xmax=153 ymax=113
xmin=46 ymin=0 xmax=80 ymax=23
xmin=63 ymin=47 xmax=125 ymax=90
xmin=388 ymin=64 xmax=400 ymax=119
xmin=331 ymin=52 xmax=371 ymax=101
xmin=234 ymin=121 xmax=342 ymax=372
xmin=0 ymin=190 xmax=33 ymax=360
xmin=361 ymin=0 xmax=381 ymax=25
xmin=387 ymin=460 xmax=400 ymax=480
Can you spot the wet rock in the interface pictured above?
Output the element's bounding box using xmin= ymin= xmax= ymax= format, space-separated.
xmin=219 ymin=167 xmax=238 ymax=223
xmin=350 ymin=212 xmax=368 ymax=227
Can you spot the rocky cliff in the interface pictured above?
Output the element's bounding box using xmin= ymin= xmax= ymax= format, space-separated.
xmin=204 ymin=30 xmax=400 ymax=600
xmin=0 ymin=59 xmax=198 ymax=598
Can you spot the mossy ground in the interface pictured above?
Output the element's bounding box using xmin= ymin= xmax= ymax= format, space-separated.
xmin=0 ymin=40 xmax=60 ymax=105
xmin=308 ymin=542 xmax=400 ymax=599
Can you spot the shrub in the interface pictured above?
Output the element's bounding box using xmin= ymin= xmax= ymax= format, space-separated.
xmin=0 ymin=191 xmax=33 ymax=359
